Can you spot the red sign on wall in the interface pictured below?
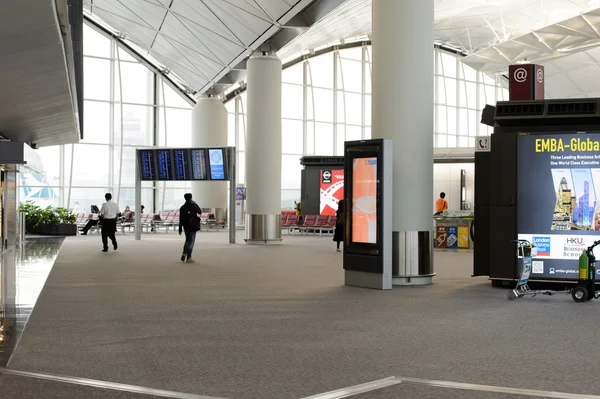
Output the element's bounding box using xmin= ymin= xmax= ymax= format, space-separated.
xmin=509 ymin=64 xmax=545 ymax=101
xmin=320 ymin=169 xmax=344 ymax=216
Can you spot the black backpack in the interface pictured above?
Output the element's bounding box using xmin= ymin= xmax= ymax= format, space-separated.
xmin=188 ymin=211 xmax=201 ymax=231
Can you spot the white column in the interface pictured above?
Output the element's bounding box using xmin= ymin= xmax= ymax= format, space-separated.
xmin=372 ymin=0 xmax=434 ymax=284
xmin=245 ymin=54 xmax=282 ymax=244
xmin=191 ymin=97 xmax=228 ymax=208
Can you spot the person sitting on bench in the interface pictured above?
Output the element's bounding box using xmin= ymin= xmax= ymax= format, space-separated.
xmin=80 ymin=205 xmax=100 ymax=235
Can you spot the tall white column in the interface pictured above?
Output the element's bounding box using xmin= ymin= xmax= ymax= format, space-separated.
xmin=191 ymin=97 xmax=228 ymax=209
xmin=372 ymin=0 xmax=435 ymax=284
xmin=245 ymin=54 xmax=282 ymax=244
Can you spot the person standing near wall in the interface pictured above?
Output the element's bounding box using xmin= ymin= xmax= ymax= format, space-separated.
xmin=333 ymin=200 xmax=345 ymax=252
xmin=435 ymin=192 xmax=448 ymax=215
xmin=179 ymin=193 xmax=202 ymax=263
xmin=100 ymin=193 xmax=119 ymax=252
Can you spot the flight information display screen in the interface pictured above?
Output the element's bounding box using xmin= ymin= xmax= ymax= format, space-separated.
xmin=139 ymin=150 xmax=156 ymax=180
xmin=191 ymin=149 xmax=208 ymax=180
xmin=208 ymin=148 xmax=226 ymax=180
xmin=157 ymin=150 xmax=173 ymax=180
xmin=173 ymin=149 xmax=190 ymax=180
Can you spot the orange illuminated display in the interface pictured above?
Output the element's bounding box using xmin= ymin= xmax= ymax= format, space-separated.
xmin=352 ymin=157 xmax=377 ymax=244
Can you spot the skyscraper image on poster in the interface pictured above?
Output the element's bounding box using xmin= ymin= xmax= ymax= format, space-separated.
xmin=551 ymin=169 xmax=575 ymax=231
xmin=319 ymin=169 xmax=344 ymax=215
xmin=590 ymin=169 xmax=600 ymax=230
xmin=571 ymin=168 xmax=596 ymax=230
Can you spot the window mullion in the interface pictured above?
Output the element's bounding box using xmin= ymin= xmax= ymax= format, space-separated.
xmin=333 ymin=51 xmax=338 ymax=155
xmin=303 ymin=60 xmax=308 ymax=155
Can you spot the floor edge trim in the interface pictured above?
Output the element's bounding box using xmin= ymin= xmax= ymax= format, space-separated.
xmin=0 ymin=367 xmax=226 ymax=399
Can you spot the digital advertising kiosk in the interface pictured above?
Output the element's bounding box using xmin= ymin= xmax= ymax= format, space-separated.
xmin=475 ymin=98 xmax=600 ymax=287
xmin=343 ymin=139 xmax=393 ymax=290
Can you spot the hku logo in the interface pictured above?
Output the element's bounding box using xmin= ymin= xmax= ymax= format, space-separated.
xmin=566 ymin=237 xmax=584 ymax=245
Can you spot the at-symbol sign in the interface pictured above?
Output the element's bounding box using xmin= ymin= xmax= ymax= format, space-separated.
xmin=537 ymin=68 xmax=544 ymax=83
xmin=514 ymin=67 xmax=528 ymax=83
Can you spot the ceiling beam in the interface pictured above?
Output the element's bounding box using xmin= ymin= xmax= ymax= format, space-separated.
xmin=208 ymin=0 xmax=347 ymax=97
xmin=83 ymin=14 xmax=196 ymax=106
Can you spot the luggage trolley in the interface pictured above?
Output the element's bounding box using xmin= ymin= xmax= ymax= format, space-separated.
xmin=507 ymin=240 xmax=566 ymax=300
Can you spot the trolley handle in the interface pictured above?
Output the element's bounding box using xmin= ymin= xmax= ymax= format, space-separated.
xmin=510 ymin=239 xmax=531 ymax=246
xmin=589 ymin=240 xmax=600 ymax=251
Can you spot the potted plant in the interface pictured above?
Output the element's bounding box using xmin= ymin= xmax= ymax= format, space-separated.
xmin=19 ymin=201 xmax=77 ymax=236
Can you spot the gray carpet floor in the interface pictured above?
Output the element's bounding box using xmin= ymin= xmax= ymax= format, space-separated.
xmin=7 ymin=232 xmax=600 ymax=398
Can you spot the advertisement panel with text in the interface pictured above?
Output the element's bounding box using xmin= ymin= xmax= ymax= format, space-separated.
xmin=320 ymin=169 xmax=344 ymax=216
xmin=518 ymin=133 xmax=600 ymax=279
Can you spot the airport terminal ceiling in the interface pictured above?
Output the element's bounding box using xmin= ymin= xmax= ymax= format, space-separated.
xmin=83 ymin=0 xmax=600 ymax=100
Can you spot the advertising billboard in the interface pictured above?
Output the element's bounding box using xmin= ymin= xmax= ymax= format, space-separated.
xmin=319 ymin=169 xmax=344 ymax=216
xmin=351 ymin=157 xmax=377 ymax=244
xmin=236 ymin=187 xmax=246 ymax=200
xmin=518 ymin=133 xmax=600 ymax=280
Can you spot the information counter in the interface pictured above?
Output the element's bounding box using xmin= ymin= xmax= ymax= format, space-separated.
xmin=434 ymin=216 xmax=473 ymax=249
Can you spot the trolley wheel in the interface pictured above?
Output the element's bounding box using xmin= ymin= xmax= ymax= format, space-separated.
xmin=572 ymin=286 xmax=588 ymax=303
xmin=507 ymin=290 xmax=517 ymax=300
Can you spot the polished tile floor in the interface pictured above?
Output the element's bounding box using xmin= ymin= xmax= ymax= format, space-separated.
xmin=0 ymin=237 xmax=64 ymax=366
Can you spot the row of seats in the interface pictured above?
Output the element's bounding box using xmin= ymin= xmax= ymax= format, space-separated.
xmin=75 ymin=211 xmax=338 ymax=237
xmin=281 ymin=214 xmax=337 ymax=236
xmin=74 ymin=211 xmax=226 ymax=235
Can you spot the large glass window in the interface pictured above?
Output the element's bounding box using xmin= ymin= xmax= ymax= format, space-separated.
xmin=114 ymin=59 xmax=154 ymax=104
xmin=71 ymin=145 xmax=110 ymax=187
xmin=115 ymin=105 xmax=154 ymax=146
xmin=83 ymin=58 xmax=111 ymax=101
xmin=18 ymin=23 xmax=196 ymax=213
xmin=82 ymin=101 xmax=111 ymax=144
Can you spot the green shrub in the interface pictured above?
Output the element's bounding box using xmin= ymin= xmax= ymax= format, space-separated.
xmin=18 ymin=201 xmax=76 ymax=226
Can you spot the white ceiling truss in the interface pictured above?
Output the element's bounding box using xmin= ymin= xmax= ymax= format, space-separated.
xmin=83 ymin=0 xmax=348 ymax=97
xmin=277 ymin=0 xmax=600 ymax=62
xmin=462 ymin=8 xmax=600 ymax=73
xmin=83 ymin=0 xmax=600 ymax=100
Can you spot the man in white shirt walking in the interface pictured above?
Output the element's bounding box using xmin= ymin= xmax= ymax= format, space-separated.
xmin=100 ymin=193 xmax=119 ymax=252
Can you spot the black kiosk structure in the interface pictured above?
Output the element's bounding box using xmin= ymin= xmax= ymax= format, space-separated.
xmin=343 ymin=139 xmax=393 ymax=290
xmin=135 ymin=147 xmax=236 ymax=243
xmin=475 ymin=98 xmax=600 ymax=286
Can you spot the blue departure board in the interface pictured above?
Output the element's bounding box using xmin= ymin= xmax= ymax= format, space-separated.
xmin=139 ymin=150 xmax=156 ymax=180
xmin=173 ymin=149 xmax=190 ymax=180
xmin=190 ymin=149 xmax=208 ymax=180
xmin=208 ymin=149 xmax=226 ymax=180
xmin=157 ymin=150 xmax=173 ymax=180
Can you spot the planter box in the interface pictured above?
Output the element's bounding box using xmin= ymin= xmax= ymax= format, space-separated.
xmin=27 ymin=223 xmax=77 ymax=236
